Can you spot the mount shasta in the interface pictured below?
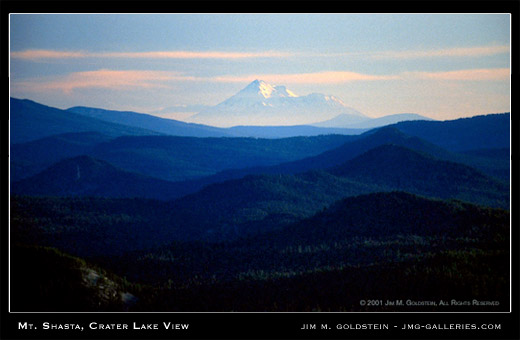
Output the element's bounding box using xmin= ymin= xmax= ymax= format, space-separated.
xmin=188 ymin=80 xmax=368 ymax=127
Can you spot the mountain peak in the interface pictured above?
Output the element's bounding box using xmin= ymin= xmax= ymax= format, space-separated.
xmin=273 ymin=85 xmax=298 ymax=98
xmin=241 ymin=79 xmax=297 ymax=99
xmin=257 ymin=80 xmax=275 ymax=98
xmin=188 ymin=80 xmax=362 ymax=127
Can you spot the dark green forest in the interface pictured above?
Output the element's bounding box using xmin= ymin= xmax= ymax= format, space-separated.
xmin=10 ymin=191 xmax=510 ymax=312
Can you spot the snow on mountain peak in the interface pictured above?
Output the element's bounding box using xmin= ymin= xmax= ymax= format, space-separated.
xmin=258 ymin=80 xmax=275 ymax=98
xmin=325 ymin=95 xmax=346 ymax=106
xmin=273 ymin=85 xmax=298 ymax=98
xmin=242 ymin=80 xmax=298 ymax=99
xmin=188 ymin=79 xmax=365 ymax=127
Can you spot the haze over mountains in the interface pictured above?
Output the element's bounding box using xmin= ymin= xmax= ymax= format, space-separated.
xmin=9 ymin=94 xmax=510 ymax=312
xmin=195 ymin=124 xmax=510 ymax=187
xmin=67 ymin=106 xmax=231 ymax=138
xmin=313 ymin=113 xmax=433 ymax=129
xmin=10 ymin=95 xmax=510 ymax=206
xmin=10 ymin=98 xmax=160 ymax=144
xmin=10 ymin=78 xmax=438 ymax=144
xmin=49 ymin=80 xmax=432 ymax=133
xmin=188 ymin=80 xmax=368 ymax=127
xmin=11 ymin=132 xmax=355 ymax=182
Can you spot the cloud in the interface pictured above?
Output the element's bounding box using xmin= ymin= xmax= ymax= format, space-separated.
xmin=369 ymin=45 xmax=510 ymax=60
xmin=14 ymin=69 xmax=182 ymax=94
xmin=10 ymin=49 xmax=292 ymax=61
xmin=13 ymin=66 xmax=509 ymax=96
xmin=409 ymin=68 xmax=510 ymax=81
xmin=11 ymin=44 xmax=509 ymax=62
xmin=151 ymin=104 xmax=210 ymax=114
xmin=10 ymin=50 xmax=88 ymax=59
xmin=103 ymin=51 xmax=292 ymax=59
xmin=14 ymin=69 xmax=397 ymax=94
xmin=207 ymin=71 xmax=398 ymax=84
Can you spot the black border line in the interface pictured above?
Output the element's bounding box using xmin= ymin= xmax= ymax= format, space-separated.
xmin=2 ymin=2 xmax=519 ymax=339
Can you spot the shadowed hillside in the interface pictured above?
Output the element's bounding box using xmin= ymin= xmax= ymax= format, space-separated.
xmin=12 ymin=155 xmax=187 ymax=200
xmin=10 ymin=98 xmax=159 ymax=144
xmin=10 ymin=244 xmax=138 ymax=312
xmin=101 ymin=192 xmax=509 ymax=312
xmin=391 ymin=113 xmax=510 ymax=151
xmin=330 ymin=144 xmax=508 ymax=208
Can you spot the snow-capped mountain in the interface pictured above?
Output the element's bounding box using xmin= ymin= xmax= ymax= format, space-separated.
xmin=187 ymin=80 xmax=366 ymax=127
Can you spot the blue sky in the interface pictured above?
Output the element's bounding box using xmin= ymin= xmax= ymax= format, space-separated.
xmin=9 ymin=14 xmax=510 ymax=122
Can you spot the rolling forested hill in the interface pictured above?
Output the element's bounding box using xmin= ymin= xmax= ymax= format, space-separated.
xmin=10 ymin=98 xmax=160 ymax=144
xmin=12 ymin=156 xmax=189 ymax=200
xmin=9 ymin=100 xmax=511 ymax=312
xmin=391 ymin=113 xmax=510 ymax=151
xmin=11 ymin=132 xmax=356 ymax=182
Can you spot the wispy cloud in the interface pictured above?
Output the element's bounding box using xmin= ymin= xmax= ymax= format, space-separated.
xmin=210 ymin=71 xmax=398 ymax=84
xmin=409 ymin=68 xmax=510 ymax=81
xmin=10 ymin=49 xmax=292 ymax=61
xmin=13 ymin=69 xmax=397 ymax=93
xmin=369 ymin=45 xmax=510 ymax=60
xmin=10 ymin=50 xmax=88 ymax=59
xmin=11 ymin=44 xmax=509 ymax=62
xmin=203 ymin=67 xmax=508 ymax=84
xmin=104 ymin=51 xmax=292 ymax=59
xmin=12 ymin=67 xmax=509 ymax=95
xmin=14 ymin=69 xmax=183 ymax=94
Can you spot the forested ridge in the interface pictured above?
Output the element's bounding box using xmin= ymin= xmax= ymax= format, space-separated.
xmin=9 ymin=109 xmax=511 ymax=312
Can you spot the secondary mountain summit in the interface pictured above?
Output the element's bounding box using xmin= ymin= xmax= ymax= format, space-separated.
xmin=188 ymin=80 xmax=366 ymax=127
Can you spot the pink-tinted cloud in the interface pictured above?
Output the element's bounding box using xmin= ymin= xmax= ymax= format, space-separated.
xmin=14 ymin=69 xmax=183 ymax=94
xmin=15 ymin=69 xmax=398 ymax=94
xmin=410 ymin=68 xmax=510 ymax=81
xmin=210 ymin=71 xmax=398 ymax=84
xmin=10 ymin=49 xmax=292 ymax=61
xmin=12 ymin=45 xmax=509 ymax=62
xmin=10 ymin=49 xmax=89 ymax=60
xmin=370 ymin=45 xmax=510 ymax=59
xmin=13 ymin=66 xmax=510 ymax=96
xmin=102 ymin=51 xmax=291 ymax=59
